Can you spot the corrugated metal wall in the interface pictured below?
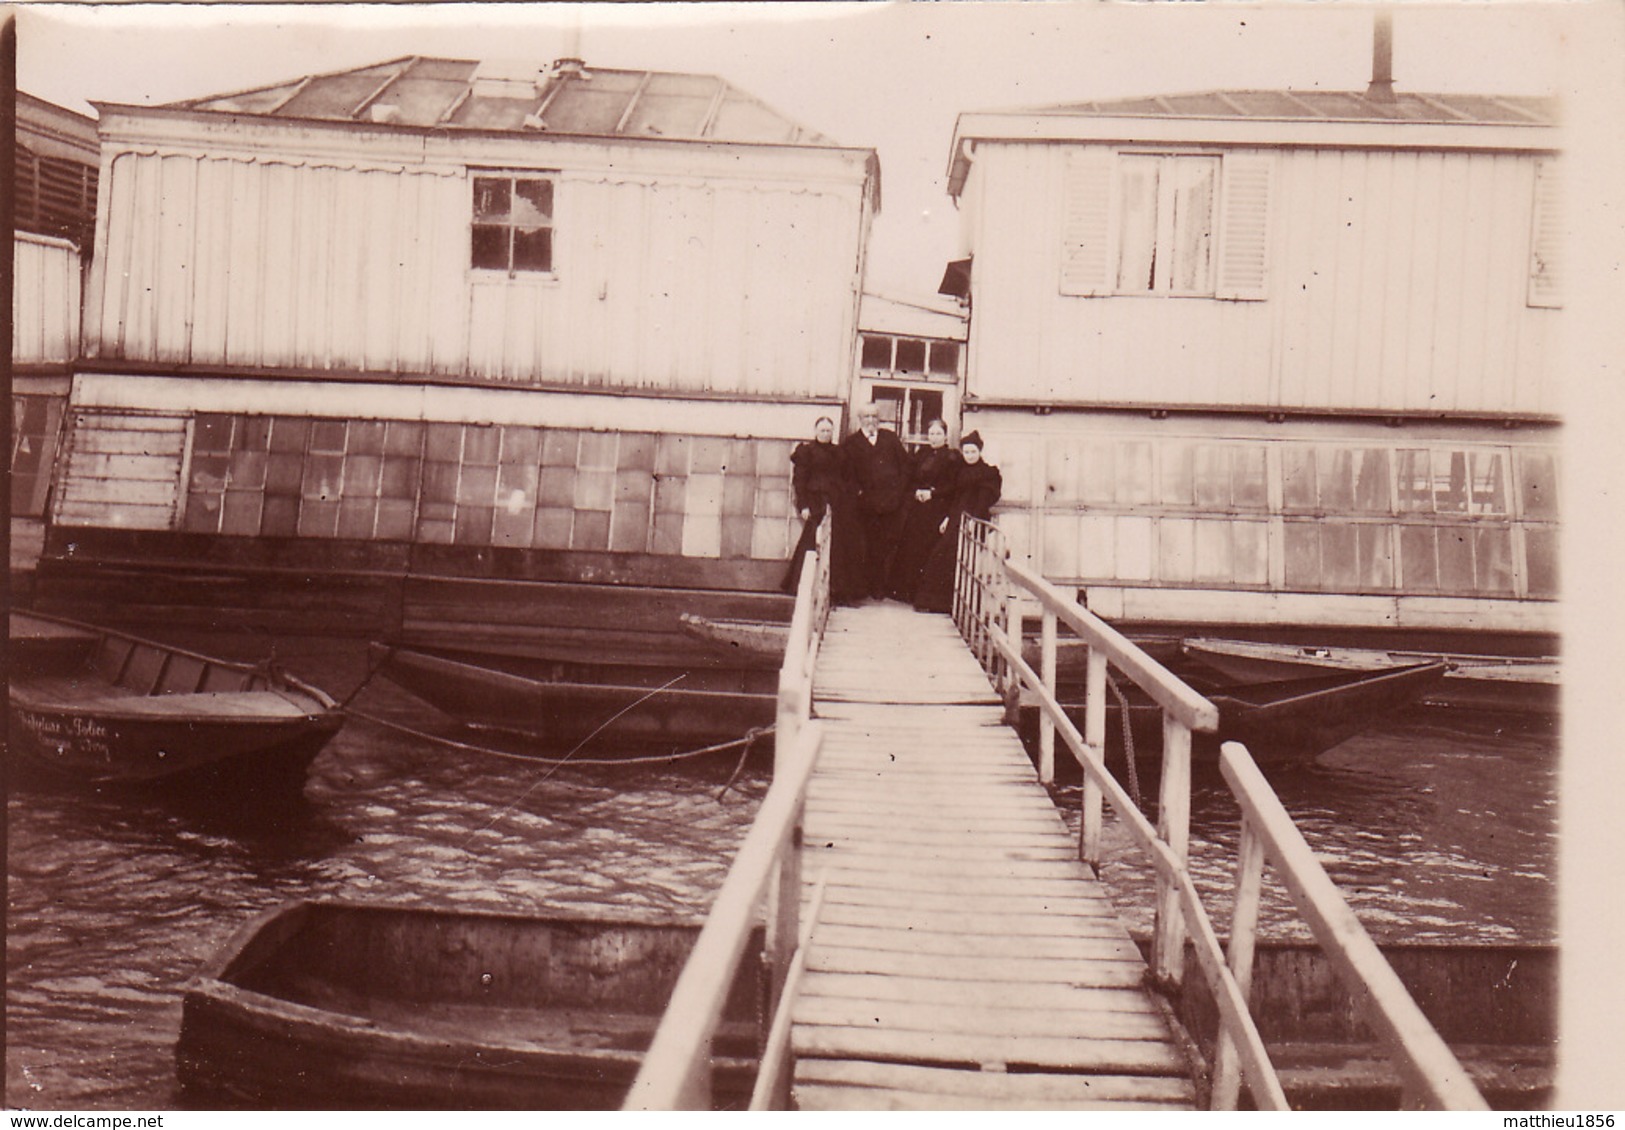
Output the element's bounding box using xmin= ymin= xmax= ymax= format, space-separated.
xmin=964 ymin=143 xmax=1558 ymax=417
xmin=86 ymin=148 xmax=863 ymax=399
xmin=12 ymin=233 xmax=81 ymax=365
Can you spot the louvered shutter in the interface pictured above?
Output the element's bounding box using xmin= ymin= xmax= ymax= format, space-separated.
xmin=1059 ymin=150 xmax=1115 ymax=297
xmin=1528 ymin=159 xmax=1562 ymax=309
xmin=1215 ymin=152 xmax=1274 ymax=301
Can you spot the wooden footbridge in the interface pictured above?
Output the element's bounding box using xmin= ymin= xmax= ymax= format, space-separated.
xmin=627 ymin=519 xmax=1489 ymax=1112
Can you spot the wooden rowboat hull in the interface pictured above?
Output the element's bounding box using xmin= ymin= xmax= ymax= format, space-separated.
xmin=7 ymin=611 xmax=343 ymax=787
xmin=177 ymin=900 xmax=765 ymax=1110
xmin=1182 ymin=638 xmax=1559 ymax=714
xmin=372 ymin=644 xmax=774 ymax=751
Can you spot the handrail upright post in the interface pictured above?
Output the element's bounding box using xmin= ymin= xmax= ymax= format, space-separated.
xmin=1081 ymin=645 xmax=1107 ymax=865
xmin=1152 ymin=713 xmax=1192 ymax=987
xmin=1212 ymin=815 xmax=1266 ymax=1110
xmin=1038 ymin=609 xmax=1057 ymax=784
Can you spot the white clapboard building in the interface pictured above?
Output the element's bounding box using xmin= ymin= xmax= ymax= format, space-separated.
xmin=945 ymin=38 xmax=1559 ymax=643
xmin=47 ymin=55 xmax=878 ymax=623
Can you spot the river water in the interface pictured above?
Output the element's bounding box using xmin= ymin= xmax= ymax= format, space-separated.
xmin=4 ymin=633 xmax=1557 ymax=1110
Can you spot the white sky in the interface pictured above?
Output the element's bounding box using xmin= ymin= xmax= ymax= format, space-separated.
xmin=11 ymin=0 xmax=1591 ymax=295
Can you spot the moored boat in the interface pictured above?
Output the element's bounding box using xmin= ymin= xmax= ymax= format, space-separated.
xmin=7 ymin=610 xmax=343 ymax=788
xmin=1182 ymin=637 xmax=1559 ymax=714
xmin=176 ymin=900 xmax=765 ymax=1109
xmin=370 ymin=643 xmax=775 ymax=753
xmin=1022 ymin=661 xmax=1450 ymax=765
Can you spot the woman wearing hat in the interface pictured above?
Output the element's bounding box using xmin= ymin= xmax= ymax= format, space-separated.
xmin=913 ymin=430 xmax=1002 ymax=613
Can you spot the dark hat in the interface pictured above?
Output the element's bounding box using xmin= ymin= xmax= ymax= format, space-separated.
xmin=960 ymin=430 xmax=984 ymax=449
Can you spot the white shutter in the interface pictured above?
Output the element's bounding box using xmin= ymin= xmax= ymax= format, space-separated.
xmin=1059 ymin=149 xmax=1115 ymax=297
xmin=1528 ymin=159 xmax=1562 ymax=309
xmin=1215 ymin=152 xmax=1274 ymax=301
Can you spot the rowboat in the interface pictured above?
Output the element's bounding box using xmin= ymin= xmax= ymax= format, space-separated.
xmin=370 ymin=643 xmax=775 ymax=752
xmin=1025 ymin=661 xmax=1449 ymax=764
xmin=1182 ymin=638 xmax=1559 ymax=714
xmin=176 ymin=900 xmax=764 ymax=1109
xmin=7 ymin=610 xmax=343 ymax=788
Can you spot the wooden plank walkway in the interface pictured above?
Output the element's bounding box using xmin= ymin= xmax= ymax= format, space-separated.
xmin=790 ymin=602 xmax=1196 ymax=1110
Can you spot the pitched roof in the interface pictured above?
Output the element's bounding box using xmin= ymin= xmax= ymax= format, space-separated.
xmin=168 ymin=55 xmax=837 ymax=146
xmin=1030 ymin=88 xmax=1557 ymax=128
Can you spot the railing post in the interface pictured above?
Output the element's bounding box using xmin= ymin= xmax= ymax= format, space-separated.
xmin=765 ymin=796 xmax=803 ymax=1108
xmin=1080 ymin=645 xmax=1106 ymax=866
xmin=1152 ymin=713 xmax=1191 ymax=987
xmin=1038 ymin=609 xmax=1057 ymax=784
xmin=1212 ymin=815 xmax=1266 ymax=1110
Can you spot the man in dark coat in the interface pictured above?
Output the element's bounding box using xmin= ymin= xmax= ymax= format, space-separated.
xmin=839 ymin=403 xmax=909 ymax=600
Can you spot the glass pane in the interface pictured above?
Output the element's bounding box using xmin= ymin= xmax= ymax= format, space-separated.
xmin=1281 ymin=447 xmax=1316 ymax=509
xmin=860 ymin=335 xmax=892 ymax=370
xmin=1160 ymin=441 xmax=1194 ymax=506
xmin=870 ymin=388 xmax=904 ymax=433
xmin=1159 ymin=517 xmax=1194 ymax=583
xmin=1233 ymin=521 xmax=1268 ymax=585
xmin=1193 ymin=446 xmax=1229 ymax=507
xmin=512 ymin=227 xmax=552 ymax=273
xmin=1400 ymin=526 xmax=1437 ymax=591
xmin=1320 ymin=449 xmax=1355 ymax=511
xmin=927 ymin=341 xmax=959 ymax=378
xmin=1475 ymin=527 xmax=1515 ymax=594
xmin=1192 ymin=519 xmax=1232 ymax=583
xmin=1470 ymin=452 xmax=1507 ymax=514
xmin=1119 ymin=443 xmax=1153 ymax=505
xmin=1080 ymin=443 xmax=1114 ymax=504
xmin=1168 ymin=157 xmax=1218 ymax=292
xmin=1232 ymin=446 xmax=1266 ymax=508
xmin=1283 ymin=524 xmax=1320 ymax=589
xmin=1115 ymin=158 xmax=1159 ymax=292
xmin=1518 ymin=451 xmax=1558 ymax=519
xmin=1397 ymin=449 xmax=1433 ymax=512
xmin=1436 ymin=450 xmax=1470 ymax=514
xmin=473 ymin=177 xmax=510 ymax=221
xmin=1524 ymin=527 xmax=1558 ymax=597
xmin=1437 ymin=523 xmax=1473 ymax=590
xmin=471 ymin=225 xmax=508 ymax=270
xmin=194 ymin=414 xmax=234 ymax=452
xmin=1358 ymin=524 xmax=1394 ymax=589
xmin=1352 ymin=449 xmax=1391 ymax=513
xmin=895 ymin=339 xmax=926 ymax=374
xmin=1320 ymin=524 xmax=1358 ymax=589
xmin=513 ymin=178 xmax=553 ymax=223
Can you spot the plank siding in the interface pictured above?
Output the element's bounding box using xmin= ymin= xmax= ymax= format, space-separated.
xmin=962 ymin=142 xmax=1558 ymax=417
xmin=12 ymin=234 xmax=81 ymax=366
xmin=87 ymin=130 xmax=868 ymax=402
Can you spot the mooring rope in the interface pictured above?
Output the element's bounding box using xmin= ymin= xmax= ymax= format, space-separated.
xmin=1104 ymin=669 xmax=1144 ymax=811
xmin=342 ymin=705 xmax=771 ymax=770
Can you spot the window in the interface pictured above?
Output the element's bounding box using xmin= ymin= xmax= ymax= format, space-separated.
xmin=1116 ymin=155 xmax=1218 ymax=295
xmin=858 ymin=334 xmax=961 ymax=382
xmin=472 ymin=173 xmax=555 ymax=275
xmin=1061 ymin=149 xmax=1273 ymax=300
xmin=870 ymin=386 xmax=945 ymax=447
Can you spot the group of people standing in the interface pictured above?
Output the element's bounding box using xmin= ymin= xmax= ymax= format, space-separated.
xmin=781 ymin=404 xmax=1002 ymax=612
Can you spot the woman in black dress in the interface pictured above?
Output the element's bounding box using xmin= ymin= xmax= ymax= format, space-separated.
xmin=781 ymin=417 xmax=851 ymax=595
xmin=913 ymin=430 xmax=1002 ymax=614
xmin=887 ymin=419 xmax=961 ymax=602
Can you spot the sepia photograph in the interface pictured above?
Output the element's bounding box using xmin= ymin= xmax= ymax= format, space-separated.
xmin=6 ymin=0 xmax=1623 ymax=1115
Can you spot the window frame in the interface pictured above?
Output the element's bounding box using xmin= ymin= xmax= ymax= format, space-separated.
xmin=1113 ymin=152 xmax=1221 ymax=297
xmin=469 ymin=169 xmax=559 ymax=279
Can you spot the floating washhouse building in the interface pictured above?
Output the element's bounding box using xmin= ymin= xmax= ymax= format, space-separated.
xmin=944 ymin=46 xmax=1560 ymax=648
xmin=38 ymin=56 xmax=879 ymax=648
xmin=12 ymin=93 xmax=99 ymax=524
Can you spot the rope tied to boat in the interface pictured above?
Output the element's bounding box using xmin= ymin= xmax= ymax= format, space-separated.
xmin=1104 ymin=669 xmax=1144 ymax=812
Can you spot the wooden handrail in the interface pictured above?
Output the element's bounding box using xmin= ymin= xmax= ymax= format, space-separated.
xmin=957 ymin=518 xmax=1483 ymax=1111
xmin=622 ymin=720 xmax=824 ymax=1110
xmin=1002 ymin=555 xmax=1217 ymax=732
xmin=1219 ymin=742 xmax=1488 ymax=1111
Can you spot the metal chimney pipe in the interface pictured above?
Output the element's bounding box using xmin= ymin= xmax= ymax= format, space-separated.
xmin=1368 ymin=10 xmax=1396 ymax=101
